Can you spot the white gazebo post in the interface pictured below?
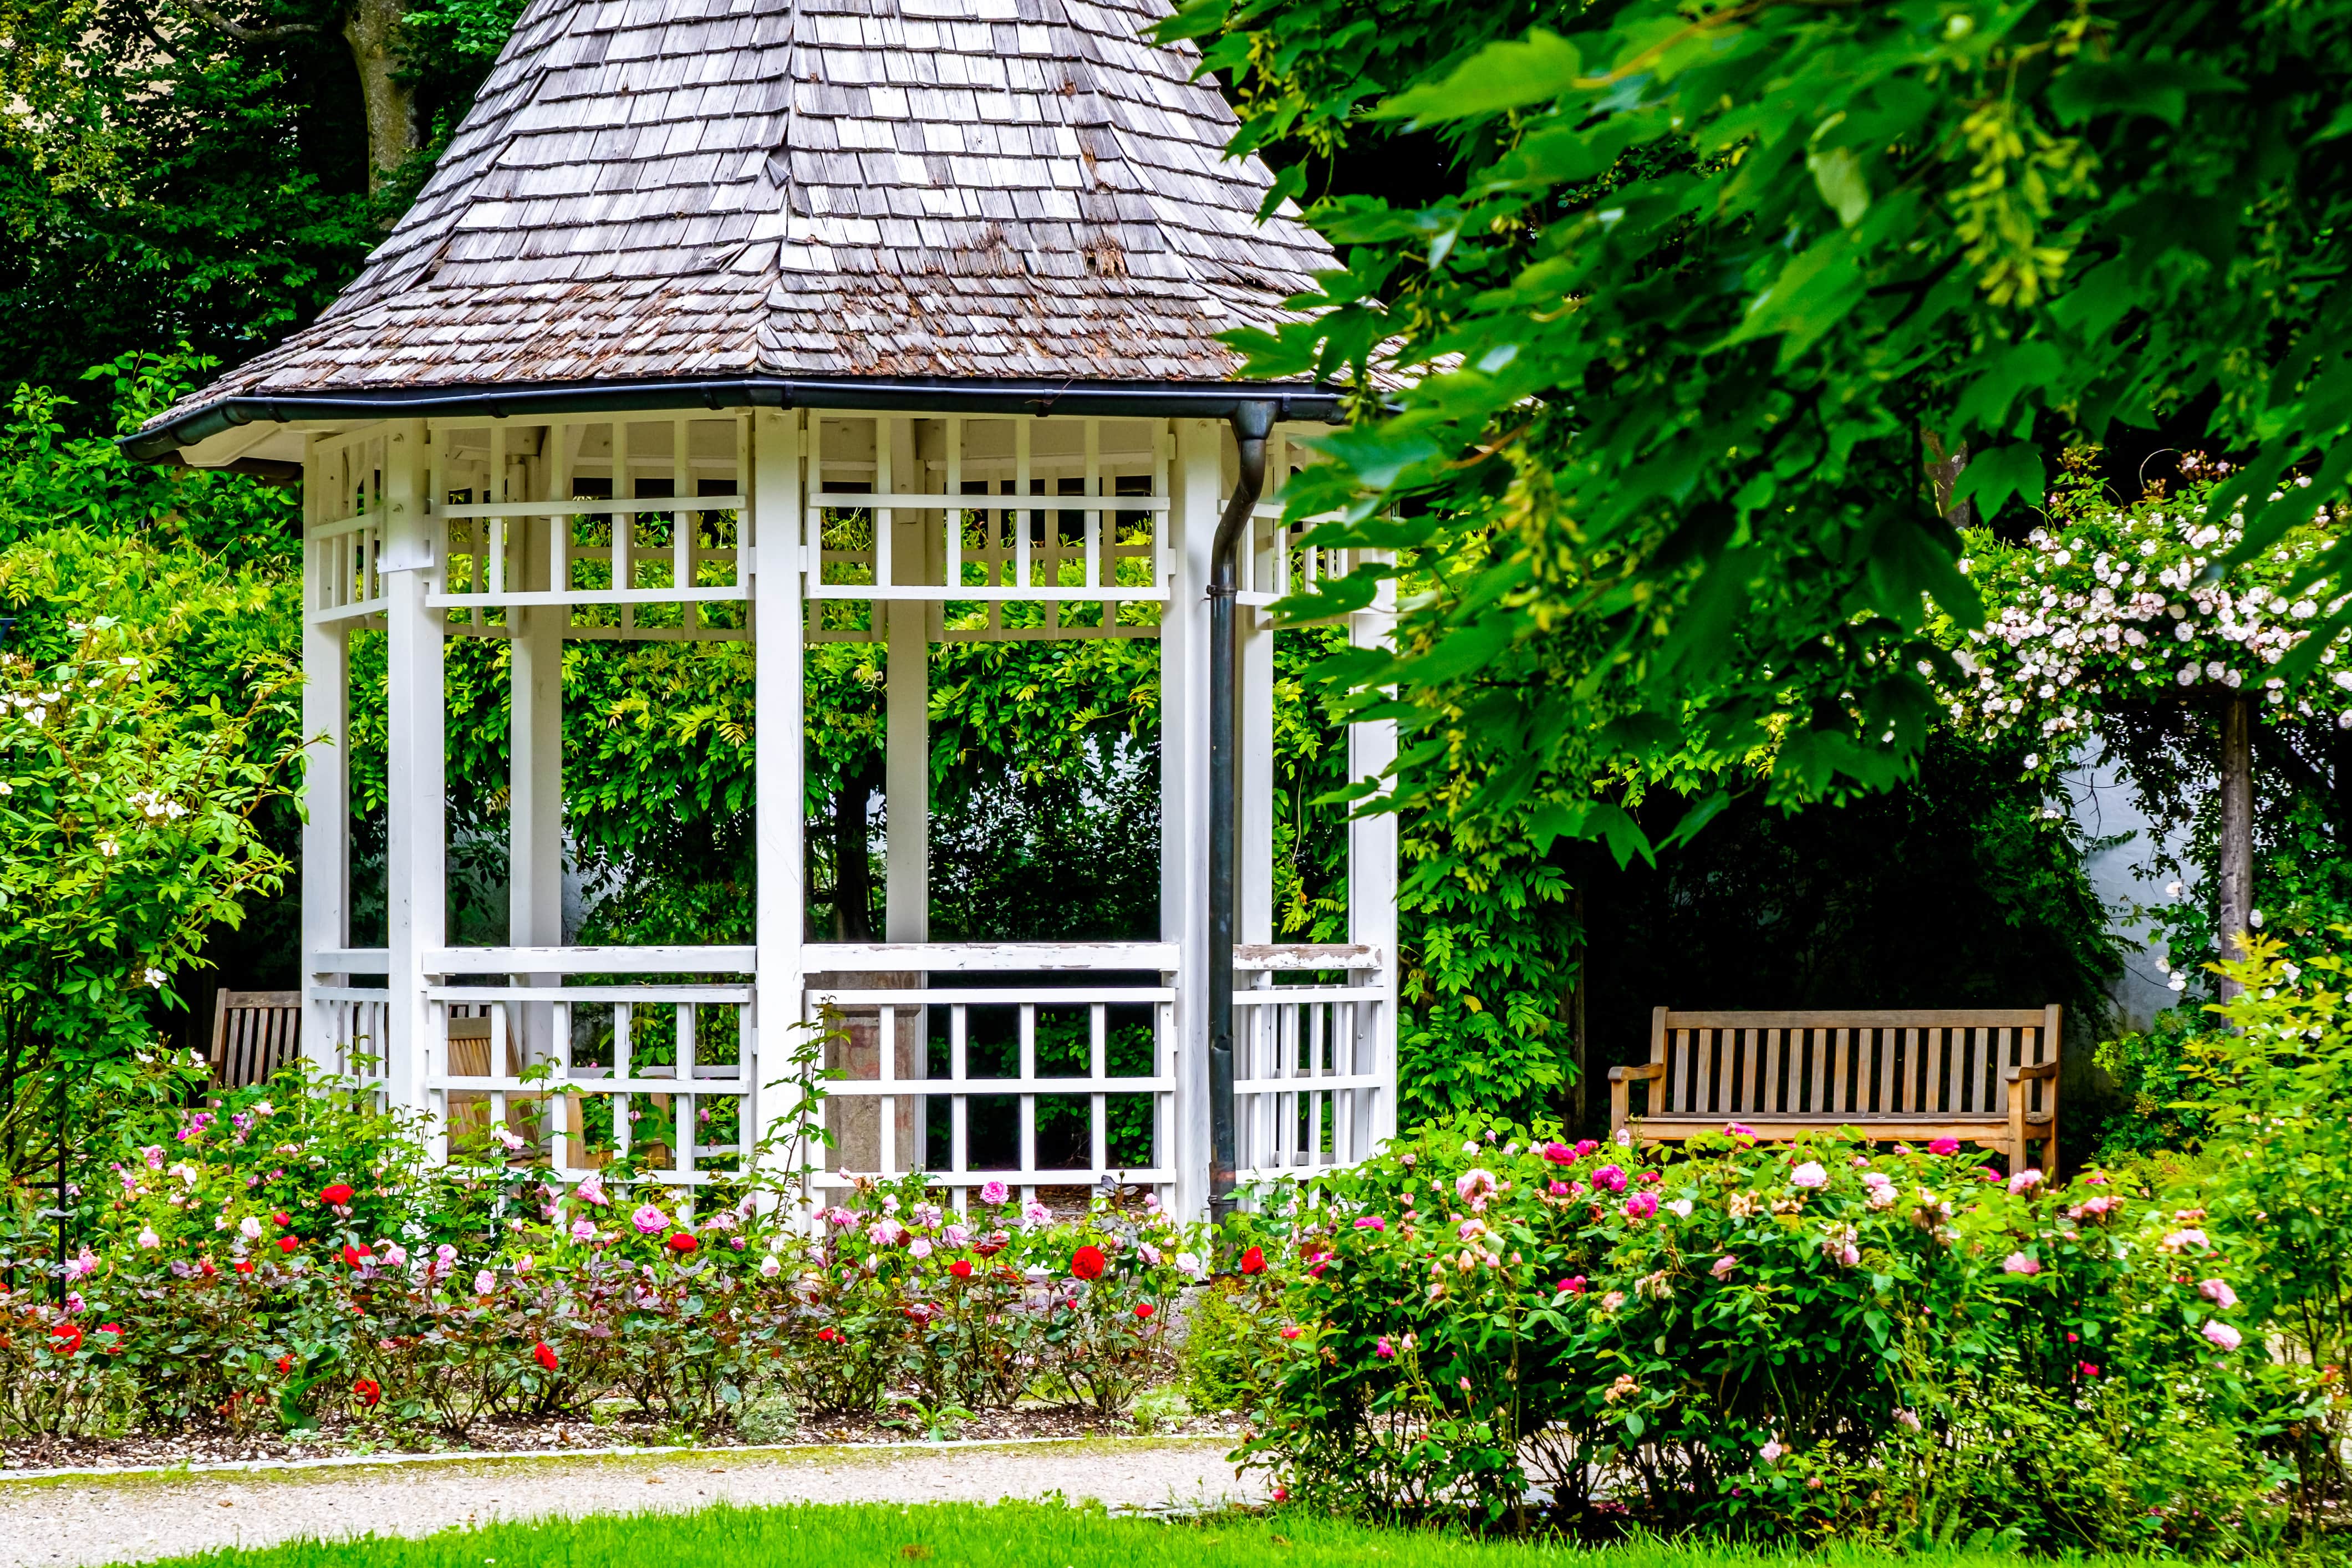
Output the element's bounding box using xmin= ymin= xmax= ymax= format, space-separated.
xmin=380 ymin=418 xmax=441 ymax=1125
xmin=752 ymin=407 xmax=809 ymax=1192
xmin=1163 ymin=418 xmax=1224 ymax=1221
xmin=299 ymin=431 xmax=350 ymax=1076
xmin=1351 ymin=569 xmax=1402 ymax=1154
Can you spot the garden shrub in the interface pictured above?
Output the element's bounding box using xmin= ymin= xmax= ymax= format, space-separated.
xmin=1221 ymin=1113 xmax=2294 ymax=1549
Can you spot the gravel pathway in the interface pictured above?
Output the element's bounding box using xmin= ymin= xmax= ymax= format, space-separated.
xmin=0 ymin=1437 xmax=1267 ymax=1568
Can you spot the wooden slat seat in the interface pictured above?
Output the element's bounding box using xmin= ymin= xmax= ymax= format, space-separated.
xmin=444 ymin=1015 xmax=635 ymax=1169
xmin=210 ymin=990 xmax=302 ymax=1090
xmin=1609 ymin=1006 xmax=2061 ymax=1177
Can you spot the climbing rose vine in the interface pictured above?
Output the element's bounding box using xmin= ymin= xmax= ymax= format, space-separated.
xmin=1942 ymin=454 xmax=2350 ymax=759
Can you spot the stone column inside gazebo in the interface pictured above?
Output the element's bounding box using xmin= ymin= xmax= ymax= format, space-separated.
xmin=129 ymin=0 xmax=1398 ymax=1220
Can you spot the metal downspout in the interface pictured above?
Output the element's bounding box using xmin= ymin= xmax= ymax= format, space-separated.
xmin=1206 ymin=401 xmax=1275 ymax=1226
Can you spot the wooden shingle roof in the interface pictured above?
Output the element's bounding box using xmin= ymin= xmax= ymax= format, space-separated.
xmin=160 ymin=0 xmax=1334 ymax=417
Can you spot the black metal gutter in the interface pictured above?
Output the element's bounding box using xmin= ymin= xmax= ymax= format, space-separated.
xmin=119 ymin=373 xmax=1346 ymax=462
xmin=1205 ymin=400 xmax=1275 ymax=1225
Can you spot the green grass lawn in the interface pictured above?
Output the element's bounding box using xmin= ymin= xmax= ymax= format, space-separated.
xmin=125 ymin=1502 xmax=2089 ymax=1568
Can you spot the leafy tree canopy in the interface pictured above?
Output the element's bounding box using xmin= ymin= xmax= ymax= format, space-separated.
xmin=1168 ymin=0 xmax=2352 ymax=861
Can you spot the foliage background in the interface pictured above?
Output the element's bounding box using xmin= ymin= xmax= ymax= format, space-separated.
xmin=0 ymin=0 xmax=2183 ymax=1155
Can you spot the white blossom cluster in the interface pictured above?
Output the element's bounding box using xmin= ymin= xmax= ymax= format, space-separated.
xmin=1944 ymin=468 xmax=2351 ymax=766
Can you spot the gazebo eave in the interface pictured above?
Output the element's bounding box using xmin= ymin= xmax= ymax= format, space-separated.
xmin=123 ymin=373 xmax=1351 ymax=465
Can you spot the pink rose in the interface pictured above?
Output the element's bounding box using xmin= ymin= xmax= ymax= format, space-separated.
xmin=2002 ymin=1252 xmax=2041 ymax=1276
xmin=1790 ymin=1162 xmax=1827 ymax=1189
xmin=2198 ymin=1278 xmax=2239 ymax=1309
xmin=2201 ymin=1320 xmax=2243 ymax=1351
xmin=1710 ymin=1254 xmax=1737 ymax=1280
xmin=1623 ymin=1192 xmax=1658 ymax=1220
xmin=1927 ymin=1137 xmax=1960 ymax=1156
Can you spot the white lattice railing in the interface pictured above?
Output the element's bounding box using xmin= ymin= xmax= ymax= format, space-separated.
xmin=1233 ymin=945 xmax=1392 ymax=1184
xmin=425 ymin=946 xmax=756 ymax=1185
xmin=308 ymin=949 xmax=392 ymax=1090
xmin=305 ymin=431 xmax=390 ymax=626
xmin=805 ymin=414 xmax=1170 ymax=644
xmin=803 ymin=941 xmax=1177 ymax=1207
xmin=427 ymin=418 xmax=752 ymax=642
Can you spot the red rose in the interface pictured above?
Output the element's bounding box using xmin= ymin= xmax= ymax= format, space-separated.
xmin=278 ymin=1235 xmax=298 ymax=1253
xmin=1240 ymin=1246 xmax=1267 ymax=1275
xmin=533 ymin=1341 xmax=559 ymax=1372
xmin=353 ymin=1378 xmax=381 ymax=1408
xmin=235 ymin=1260 xmax=255 ymax=1275
xmin=319 ymin=1184 xmax=355 ymax=1206
xmin=272 ymin=1212 xmax=291 ymax=1227
xmin=1070 ymin=1245 xmax=1107 ymax=1281
xmin=340 ymin=1244 xmax=371 ymax=1270
xmin=949 ymin=1260 xmax=974 ymax=1280
xmin=816 ymin=1326 xmax=842 ymax=1345
xmin=50 ymin=1323 xmax=83 ymax=1354
xmin=98 ymin=1323 xmax=125 ymax=1355
xmin=665 ymin=1232 xmax=698 ymax=1254
xmin=276 ymin=1354 xmax=293 ymax=1374
xmin=1134 ymin=1302 xmax=1155 ymax=1320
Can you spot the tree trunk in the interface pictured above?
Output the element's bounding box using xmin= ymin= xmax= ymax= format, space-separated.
xmin=2216 ymin=693 xmax=2256 ymax=1001
xmin=343 ymin=0 xmax=420 ymax=192
xmin=1923 ymin=433 xmax=1975 ymax=528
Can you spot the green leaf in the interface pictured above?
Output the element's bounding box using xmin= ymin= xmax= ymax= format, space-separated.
xmin=1948 ymin=444 xmax=2046 ymax=521
xmin=1372 ymin=30 xmax=1581 ymax=124
xmin=1952 ymin=343 xmax=2066 ymax=441
xmin=2049 ymin=58 xmax=2241 ymax=128
xmin=1805 ymin=147 xmax=1870 ymax=228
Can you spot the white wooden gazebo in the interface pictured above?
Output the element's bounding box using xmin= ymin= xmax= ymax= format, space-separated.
xmin=132 ymin=0 xmax=1396 ymax=1219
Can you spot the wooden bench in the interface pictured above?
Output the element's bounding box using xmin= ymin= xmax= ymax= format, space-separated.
xmin=210 ymin=990 xmax=302 ymax=1090
xmin=1608 ymin=1006 xmax=2061 ymax=1177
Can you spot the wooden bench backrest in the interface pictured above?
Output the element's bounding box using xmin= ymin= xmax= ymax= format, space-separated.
xmin=211 ymin=990 xmax=302 ymax=1090
xmin=1646 ymin=1007 xmax=2059 ymax=1120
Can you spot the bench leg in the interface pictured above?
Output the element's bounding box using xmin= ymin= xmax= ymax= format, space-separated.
xmin=1610 ymin=1079 xmax=1630 ymax=1146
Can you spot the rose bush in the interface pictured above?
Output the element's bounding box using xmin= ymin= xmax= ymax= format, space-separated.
xmin=1220 ymin=1116 xmax=2299 ymax=1549
xmin=0 ymin=1078 xmax=1206 ymax=1444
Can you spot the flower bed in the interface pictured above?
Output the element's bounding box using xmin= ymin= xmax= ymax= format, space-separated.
xmin=1204 ymin=1117 xmax=2304 ymax=1552
xmin=0 ymin=1076 xmax=1210 ymax=1461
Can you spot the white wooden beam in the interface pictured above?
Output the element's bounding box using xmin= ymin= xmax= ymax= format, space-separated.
xmin=299 ymin=431 xmax=352 ymax=1073
xmin=1164 ymin=418 xmax=1223 ymax=1219
xmin=380 ymin=418 xmax=442 ymax=1123
xmin=1240 ymin=481 xmax=1276 ymax=949
xmin=884 ymin=415 xmax=929 ymax=944
xmin=751 ymin=409 xmax=809 ymax=1196
xmin=1350 ymin=556 xmax=1401 ymax=1153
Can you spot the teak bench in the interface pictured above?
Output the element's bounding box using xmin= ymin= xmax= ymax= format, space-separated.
xmin=209 ymin=989 xmax=301 ymax=1090
xmin=1608 ymin=1006 xmax=2061 ymax=1177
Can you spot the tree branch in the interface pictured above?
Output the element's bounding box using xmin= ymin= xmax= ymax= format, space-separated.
xmin=169 ymin=0 xmax=323 ymax=43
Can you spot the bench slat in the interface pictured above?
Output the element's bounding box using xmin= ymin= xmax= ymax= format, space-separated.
xmin=1663 ymin=1009 xmax=2048 ymax=1029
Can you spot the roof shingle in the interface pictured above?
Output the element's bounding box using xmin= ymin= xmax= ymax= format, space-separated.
xmin=159 ymin=0 xmax=1328 ymax=419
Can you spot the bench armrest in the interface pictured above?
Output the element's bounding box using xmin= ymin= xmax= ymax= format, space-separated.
xmin=1609 ymin=1063 xmax=1667 ymax=1083
xmin=2004 ymin=1061 xmax=2059 ymax=1083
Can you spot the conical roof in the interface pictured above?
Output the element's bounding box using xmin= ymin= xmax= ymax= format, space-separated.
xmin=157 ymin=0 xmax=1334 ymax=421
